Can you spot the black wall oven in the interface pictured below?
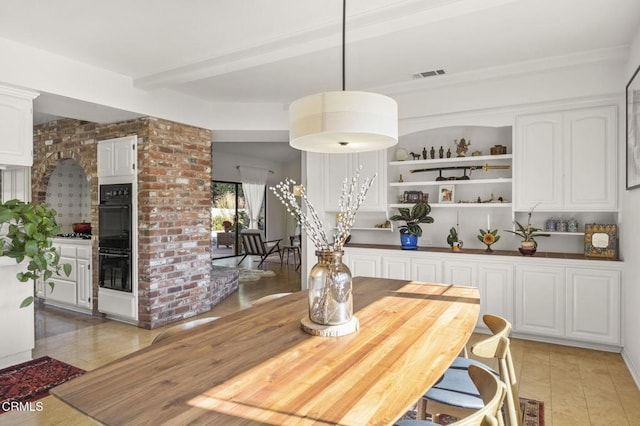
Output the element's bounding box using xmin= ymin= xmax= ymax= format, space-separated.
xmin=99 ymin=183 xmax=132 ymax=292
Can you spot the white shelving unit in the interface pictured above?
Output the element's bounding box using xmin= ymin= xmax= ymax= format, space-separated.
xmin=389 ymin=153 xmax=513 ymax=209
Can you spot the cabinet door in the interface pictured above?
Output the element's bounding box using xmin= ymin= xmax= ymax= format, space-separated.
xmin=113 ymin=138 xmax=136 ymax=176
xmin=443 ymin=260 xmax=476 ymax=286
xmin=564 ymin=106 xmax=617 ymax=210
xmin=477 ymin=262 xmax=514 ymax=329
xmin=322 ymin=153 xmax=350 ymax=211
xmin=514 ymin=113 xmax=564 ymax=210
xmin=0 ymin=91 xmax=33 ymax=167
xmin=354 ymin=150 xmax=386 ymax=211
xmin=77 ymin=258 xmax=92 ymax=309
xmin=381 ymin=256 xmax=410 ymax=280
xmin=410 ymin=258 xmax=442 ymax=283
xmin=347 ymin=253 xmax=381 ymax=278
xmin=566 ymin=268 xmax=620 ymax=345
xmin=97 ymin=141 xmax=114 ymax=178
xmin=46 ymin=277 xmax=77 ymax=305
xmin=515 ymin=265 xmax=564 ymax=337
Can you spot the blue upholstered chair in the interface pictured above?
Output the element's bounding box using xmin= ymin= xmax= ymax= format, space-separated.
xmin=396 ymin=364 xmax=506 ymax=426
xmin=417 ymin=315 xmax=521 ymax=426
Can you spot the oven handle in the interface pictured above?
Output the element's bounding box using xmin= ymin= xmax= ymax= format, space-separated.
xmin=99 ymin=252 xmax=130 ymax=258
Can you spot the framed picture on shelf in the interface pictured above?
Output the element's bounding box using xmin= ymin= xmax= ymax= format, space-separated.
xmin=438 ymin=184 xmax=454 ymax=204
xmin=626 ymin=62 xmax=640 ymax=190
xmin=584 ymin=224 xmax=617 ymax=259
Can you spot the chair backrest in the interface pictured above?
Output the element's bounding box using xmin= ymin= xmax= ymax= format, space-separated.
xmin=289 ymin=234 xmax=301 ymax=246
xmin=453 ymin=364 xmax=507 ymax=426
xmin=471 ymin=314 xmax=521 ymax=426
xmin=152 ymin=317 xmax=219 ymax=344
xmin=241 ymin=230 xmax=267 ymax=255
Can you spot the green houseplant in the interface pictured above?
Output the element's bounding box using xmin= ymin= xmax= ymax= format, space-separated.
xmin=389 ymin=202 xmax=434 ymax=250
xmin=0 ymin=199 xmax=71 ymax=307
xmin=504 ymin=205 xmax=549 ymax=255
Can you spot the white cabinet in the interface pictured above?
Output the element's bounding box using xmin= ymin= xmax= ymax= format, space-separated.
xmin=382 ymin=256 xmax=410 ymax=280
xmin=0 ymin=85 xmax=38 ymax=167
xmin=346 ymin=252 xmax=381 ymax=278
xmin=477 ymin=262 xmax=514 ymax=329
xmin=98 ymin=136 xmax=136 ymax=178
xmin=42 ymin=239 xmax=92 ymax=312
xmin=410 ymin=258 xmax=442 ymax=282
xmin=76 ymin=247 xmax=92 ymax=309
xmin=566 ymin=268 xmax=620 ymax=345
xmin=443 ymin=260 xmax=476 ymax=286
xmin=515 ymin=265 xmax=565 ymax=338
xmin=321 ymin=150 xmax=387 ymax=212
xmin=514 ymin=105 xmax=617 ymax=211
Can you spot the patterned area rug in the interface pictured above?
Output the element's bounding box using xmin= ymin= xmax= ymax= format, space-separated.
xmin=402 ymin=397 xmax=544 ymax=425
xmin=238 ymin=268 xmax=276 ymax=283
xmin=0 ymin=356 xmax=85 ymax=413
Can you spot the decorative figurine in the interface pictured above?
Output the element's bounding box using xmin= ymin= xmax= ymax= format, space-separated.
xmin=438 ymin=146 xmax=444 ymax=158
xmin=399 ymin=174 xmax=404 ymax=182
xmin=478 ymin=229 xmax=500 ymax=253
xmin=409 ymin=151 xmax=421 ymax=160
xmin=454 ymin=138 xmax=471 ymax=157
xmin=430 ymin=146 xmax=435 ymax=159
xmin=446 ymin=148 xmax=452 ymax=158
xmin=422 ymin=147 xmax=427 ymax=159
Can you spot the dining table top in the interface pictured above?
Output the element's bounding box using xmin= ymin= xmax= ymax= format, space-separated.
xmin=51 ymin=276 xmax=480 ymax=425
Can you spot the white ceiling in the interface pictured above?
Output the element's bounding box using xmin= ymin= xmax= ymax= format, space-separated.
xmin=2 ymin=0 xmax=640 ymax=131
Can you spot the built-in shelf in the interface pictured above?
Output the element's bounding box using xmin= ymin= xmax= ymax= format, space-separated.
xmin=332 ymin=227 xmax=393 ymax=232
xmin=389 ymin=154 xmax=512 ymax=166
xmin=389 ymin=203 xmax=512 ymax=209
xmin=544 ymin=231 xmax=585 ymax=236
xmin=390 ymin=178 xmax=512 ymax=187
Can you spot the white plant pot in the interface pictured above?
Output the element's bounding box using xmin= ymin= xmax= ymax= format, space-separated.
xmin=0 ymin=257 xmax=34 ymax=369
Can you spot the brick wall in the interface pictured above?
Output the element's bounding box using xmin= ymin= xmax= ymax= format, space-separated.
xmin=33 ymin=117 xmax=214 ymax=329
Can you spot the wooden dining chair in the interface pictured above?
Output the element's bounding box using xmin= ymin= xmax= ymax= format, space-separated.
xmin=237 ymin=229 xmax=282 ymax=268
xmin=395 ymin=364 xmax=507 ymax=426
xmin=418 ymin=314 xmax=521 ymax=426
xmin=152 ymin=316 xmax=220 ymax=344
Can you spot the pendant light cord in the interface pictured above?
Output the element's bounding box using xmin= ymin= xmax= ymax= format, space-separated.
xmin=342 ymin=0 xmax=346 ymax=91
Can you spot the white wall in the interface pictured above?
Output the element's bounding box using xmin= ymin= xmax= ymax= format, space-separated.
xmin=622 ymin=28 xmax=640 ymax=387
xmin=211 ymin=147 xmax=301 ymax=242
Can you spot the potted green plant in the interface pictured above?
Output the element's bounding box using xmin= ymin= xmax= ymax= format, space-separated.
xmin=446 ymin=227 xmax=462 ymax=251
xmin=389 ymin=202 xmax=434 ymax=250
xmin=0 ymin=199 xmax=72 ymax=307
xmin=504 ymin=205 xmax=549 ymax=255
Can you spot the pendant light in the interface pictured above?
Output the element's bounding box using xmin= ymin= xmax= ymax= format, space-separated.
xmin=289 ymin=0 xmax=398 ymax=153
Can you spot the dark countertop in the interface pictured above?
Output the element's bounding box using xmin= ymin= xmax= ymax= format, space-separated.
xmin=344 ymin=243 xmax=621 ymax=261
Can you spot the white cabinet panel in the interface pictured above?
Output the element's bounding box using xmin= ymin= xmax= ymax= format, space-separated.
xmin=443 ymin=260 xmax=476 ymax=286
xmin=98 ymin=136 xmax=136 ymax=178
xmin=410 ymin=258 xmax=442 ymax=283
xmin=514 ymin=113 xmax=563 ymax=210
xmin=478 ymin=262 xmax=514 ymax=328
xmin=46 ymin=278 xmax=77 ymax=305
xmin=77 ymin=258 xmax=92 ymax=309
xmin=382 ymin=256 xmax=410 ymax=280
xmin=566 ymin=268 xmax=620 ymax=345
xmin=321 ymin=150 xmax=386 ymax=212
xmin=564 ymin=106 xmax=617 ymax=210
xmin=347 ymin=254 xmax=381 ymax=278
xmin=0 ymin=86 xmax=38 ymax=167
xmin=515 ymin=266 xmax=565 ymax=337
xmin=514 ymin=105 xmax=617 ymax=211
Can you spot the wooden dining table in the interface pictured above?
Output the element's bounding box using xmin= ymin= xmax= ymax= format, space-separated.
xmin=51 ymin=277 xmax=480 ymax=425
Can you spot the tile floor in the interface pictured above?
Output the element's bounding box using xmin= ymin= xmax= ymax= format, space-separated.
xmin=1 ymin=257 xmax=638 ymax=425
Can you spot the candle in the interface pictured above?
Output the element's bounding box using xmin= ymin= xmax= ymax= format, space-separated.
xmin=487 ymin=213 xmax=491 ymax=230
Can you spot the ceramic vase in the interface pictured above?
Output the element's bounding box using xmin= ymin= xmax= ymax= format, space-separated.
xmin=400 ymin=233 xmax=418 ymax=250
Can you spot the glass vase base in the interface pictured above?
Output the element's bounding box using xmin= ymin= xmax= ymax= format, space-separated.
xmin=300 ymin=316 xmax=359 ymax=337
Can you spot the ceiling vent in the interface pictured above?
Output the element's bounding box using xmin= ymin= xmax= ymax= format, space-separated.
xmin=412 ymin=69 xmax=446 ymax=79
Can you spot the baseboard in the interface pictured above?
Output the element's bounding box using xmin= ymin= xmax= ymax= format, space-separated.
xmin=621 ymin=350 xmax=640 ymax=390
